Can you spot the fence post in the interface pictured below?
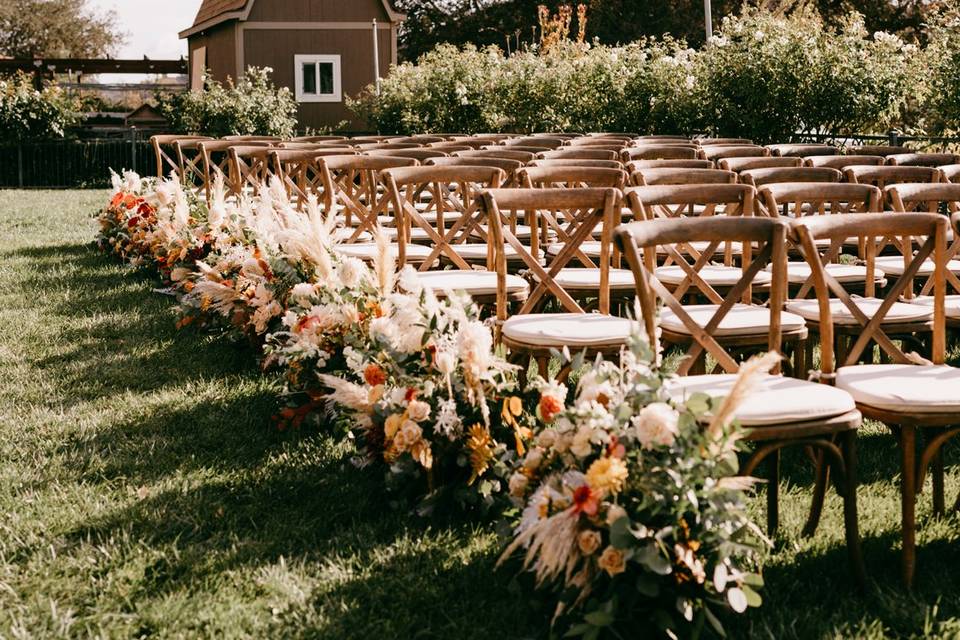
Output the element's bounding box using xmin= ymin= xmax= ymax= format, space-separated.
xmin=888 ymin=129 xmax=901 ymax=147
xmin=129 ymin=127 xmax=137 ymax=173
xmin=17 ymin=143 xmax=23 ymax=188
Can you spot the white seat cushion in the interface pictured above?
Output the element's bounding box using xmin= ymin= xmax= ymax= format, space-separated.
xmin=785 ymin=297 xmax=932 ymax=326
xmin=873 ymin=255 xmax=960 ymax=276
xmin=335 ymin=243 xmax=434 ymax=262
xmin=660 ymin=303 xmax=807 ymax=337
xmin=910 ymin=294 xmax=960 ymax=319
xmin=414 ymin=270 xmax=528 ymax=297
xmin=769 ymin=262 xmax=883 ymax=284
xmin=502 ymin=313 xmax=633 ymax=348
xmin=657 ymin=240 xmax=744 ymax=256
xmin=668 ymin=374 xmax=856 ymax=426
xmin=471 ymin=224 xmax=542 ymax=241
xmin=451 ymin=243 xmax=530 ymax=261
xmin=656 ymin=264 xmax=771 ymax=287
xmin=546 ymin=241 xmax=603 ymax=258
xmin=550 ymin=268 xmax=636 ymax=290
xmin=836 ymin=364 xmax=960 ymax=413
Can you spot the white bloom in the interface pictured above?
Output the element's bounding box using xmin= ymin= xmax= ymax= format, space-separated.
xmin=633 ymin=402 xmax=680 ymax=449
xmin=407 ymin=399 xmax=431 ymax=422
xmin=537 ymin=429 xmax=557 ymax=449
xmin=523 ymin=448 xmax=544 ymax=471
xmin=338 ymin=257 xmax=367 ymax=289
xmin=436 ymin=398 xmax=463 ymax=440
xmin=754 ymin=30 xmax=765 ymax=40
xmin=397 ymin=264 xmax=424 ymax=295
xmin=570 ymin=425 xmax=595 ymax=458
xmin=290 ymin=282 xmax=316 ymax=302
xmin=400 ymin=420 xmax=422 ymax=446
xmin=509 ymin=472 xmax=529 ymax=497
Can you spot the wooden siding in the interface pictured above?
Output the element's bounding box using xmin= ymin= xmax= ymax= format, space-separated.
xmin=188 ymin=24 xmax=239 ymax=84
xmin=242 ymin=27 xmax=392 ymax=130
xmin=246 ymin=0 xmax=389 ymax=22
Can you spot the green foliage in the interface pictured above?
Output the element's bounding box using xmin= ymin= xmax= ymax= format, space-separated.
xmin=158 ymin=67 xmax=298 ymax=138
xmin=925 ymin=10 xmax=960 ymax=134
xmin=0 ymin=72 xmax=80 ymax=142
xmin=0 ymin=0 xmax=123 ymax=58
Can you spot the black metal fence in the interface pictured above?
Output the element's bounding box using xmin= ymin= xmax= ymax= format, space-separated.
xmin=0 ymin=129 xmax=153 ymax=189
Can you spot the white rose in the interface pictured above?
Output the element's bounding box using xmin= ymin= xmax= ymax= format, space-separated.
xmin=523 ymin=448 xmax=544 ymax=471
xmin=634 ymin=402 xmax=680 ymax=450
xmin=338 ymin=257 xmax=366 ymax=288
xmin=434 ymin=351 xmax=456 ymax=375
xmin=290 ymin=282 xmax=315 ymax=301
xmin=407 ymin=400 xmax=431 ymax=422
xmin=401 ymin=420 xmax=422 ymax=446
xmin=570 ymin=426 xmax=594 ymax=458
xmin=508 ymin=472 xmax=529 ymax=497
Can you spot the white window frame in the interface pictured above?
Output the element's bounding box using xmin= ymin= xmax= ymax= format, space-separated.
xmin=294 ymin=54 xmax=342 ymax=103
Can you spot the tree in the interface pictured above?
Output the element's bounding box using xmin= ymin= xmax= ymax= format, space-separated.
xmin=0 ymin=0 xmax=125 ymax=59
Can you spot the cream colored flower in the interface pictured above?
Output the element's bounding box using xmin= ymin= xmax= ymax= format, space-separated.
xmin=407 ymin=400 xmax=431 ymax=422
xmin=523 ymin=447 xmax=544 ymax=471
xmin=634 ymin=402 xmax=680 ymax=450
xmin=570 ymin=425 xmax=595 ymax=458
xmin=598 ymin=546 xmax=627 ymax=576
xmin=537 ymin=429 xmax=557 ymax=448
xmin=338 ymin=257 xmax=367 ymax=288
xmin=400 ymin=420 xmax=422 ymax=447
xmin=384 ymin=413 xmax=403 ymax=439
xmin=578 ymin=530 xmax=602 ymax=556
xmin=508 ymin=472 xmax=529 ymax=497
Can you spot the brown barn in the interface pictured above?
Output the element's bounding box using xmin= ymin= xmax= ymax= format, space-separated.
xmin=179 ymin=0 xmax=405 ymax=131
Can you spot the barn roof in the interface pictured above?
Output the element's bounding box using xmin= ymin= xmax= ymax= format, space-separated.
xmin=181 ymin=0 xmax=405 ymax=38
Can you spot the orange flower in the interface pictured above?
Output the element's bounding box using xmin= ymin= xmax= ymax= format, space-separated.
xmin=538 ymin=394 xmax=564 ymax=423
xmin=110 ymin=192 xmax=124 ymax=207
xmin=572 ymin=485 xmax=599 ymax=516
xmin=363 ymin=363 xmax=387 ymax=387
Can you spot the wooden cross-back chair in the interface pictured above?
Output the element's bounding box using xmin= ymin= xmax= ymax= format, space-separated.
xmin=529 ymin=159 xmax=623 ymax=170
xmin=741 ymin=166 xmax=842 ymax=188
xmin=290 ymin=135 xmax=347 ymax=143
xmin=848 ymin=145 xmax=911 ymax=157
xmin=198 ymin=140 xmax=272 ymax=199
xmin=268 ymin=149 xmax=356 ymax=210
xmin=637 ymin=134 xmax=690 ymax=141
xmin=174 ymin=138 xmax=219 ymax=189
xmin=394 ymin=135 xmax=448 ymax=145
xmin=845 ymin=165 xmax=941 ymax=192
xmin=319 ymin=154 xmax=417 ymax=244
xmin=382 ymin=164 xmax=507 ymax=276
xmin=792 ymin=212 xmax=958 ymax=588
xmin=364 ymin=148 xmax=448 ymax=162
xmin=430 ymin=138 xmax=497 ymax=150
xmin=502 ymin=136 xmax=565 ymax=149
xmin=627 ymin=159 xmax=714 ymax=171
xmin=354 ymin=142 xmax=423 ymax=151
xmin=349 ymin=135 xmax=403 ymax=144
xmin=806 ymin=155 xmax=885 ymax=169
xmin=427 ymin=156 xmax=524 ymax=188
xmin=566 ymin=137 xmax=629 ymax=148
xmin=695 ymin=137 xmax=753 ymax=145
xmin=456 ymin=149 xmax=536 ymax=163
xmin=228 ymin=146 xmax=274 ymax=198
xmin=622 ymin=145 xmax=700 ymax=162
xmin=495 ymin=145 xmax=553 ymax=155
xmin=631 ymin=168 xmax=737 ymax=187
xmin=223 ymin=135 xmax=281 ymax=142
xmin=615 ymin=216 xmax=865 ymax=584
xmin=940 ymin=165 xmax=960 ymax=183
xmin=767 ymin=143 xmax=838 ymax=158
xmin=480 ymin=187 xmax=632 ymax=377
xmin=757 ymin=183 xmax=884 ymax=298
xmin=887 ymin=152 xmax=960 ymax=167
xmin=150 ymin=135 xmax=211 ymax=179
xmin=718 ymin=156 xmax=801 ymax=172
xmin=886 ymin=183 xmax=960 ymax=306
xmin=538 ymin=148 xmax=619 ymax=161
xmin=700 ymin=145 xmax=769 ymax=162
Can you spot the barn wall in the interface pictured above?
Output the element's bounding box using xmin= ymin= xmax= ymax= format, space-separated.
xmin=246 ymin=0 xmax=390 ymax=22
xmin=188 ymin=24 xmax=239 ymax=84
xmin=241 ymin=26 xmax=393 ymax=131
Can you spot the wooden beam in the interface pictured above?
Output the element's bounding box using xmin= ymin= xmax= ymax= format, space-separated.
xmin=0 ymin=58 xmax=187 ymax=75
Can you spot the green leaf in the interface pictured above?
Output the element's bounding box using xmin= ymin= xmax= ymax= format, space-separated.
xmin=635 ymin=544 xmax=672 ymax=575
xmin=685 ymin=392 xmax=712 ymax=415
xmin=703 ymin=605 xmax=727 ymax=638
xmin=583 ymin=610 xmax=615 ymax=627
xmin=563 ymin=623 xmax=591 ymax=637
xmin=636 ymin=573 xmax=660 ymax=597
xmin=609 ymin=516 xmax=632 ymax=549
xmin=741 ymin=584 xmax=763 ymax=608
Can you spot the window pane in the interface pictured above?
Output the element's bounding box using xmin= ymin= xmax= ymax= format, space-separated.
xmin=302 ymin=62 xmax=317 ymax=94
xmin=318 ymin=62 xmax=334 ymax=95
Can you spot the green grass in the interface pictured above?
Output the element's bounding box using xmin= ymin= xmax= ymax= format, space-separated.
xmin=0 ymin=190 xmax=959 ymax=639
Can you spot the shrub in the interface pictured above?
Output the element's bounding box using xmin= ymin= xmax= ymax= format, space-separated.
xmin=0 ymin=72 xmax=81 ymax=142
xmin=925 ymin=9 xmax=960 ymax=135
xmin=617 ymin=38 xmax=702 ymax=134
xmin=158 ymin=67 xmax=297 ymax=138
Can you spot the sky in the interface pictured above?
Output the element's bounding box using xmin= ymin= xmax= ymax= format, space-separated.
xmin=89 ymin=0 xmax=198 ymax=60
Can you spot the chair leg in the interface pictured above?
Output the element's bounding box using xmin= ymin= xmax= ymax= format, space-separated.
xmin=840 ymin=430 xmax=868 ymax=591
xmin=899 ymin=424 xmax=918 ymax=589
xmin=767 ymin=449 xmax=780 ymax=538
xmin=802 ymin=449 xmax=830 ymax=538
xmin=930 ymin=428 xmax=946 ymax=518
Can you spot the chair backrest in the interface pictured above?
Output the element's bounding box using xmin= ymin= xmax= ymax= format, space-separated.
xmin=767 ymin=143 xmax=838 ymax=158
xmin=700 ymin=145 xmax=770 ymax=161
xmin=847 ymin=145 xmax=911 ymax=157
xmin=426 ymin=156 xmax=523 ymax=187
xmin=631 ymin=168 xmax=737 ymax=186
xmin=637 ymin=135 xmax=690 ymax=141
xmin=844 ymin=165 xmax=940 ymax=190
xmin=350 ymin=135 xmax=403 ymax=143
xmin=291 ymin=135 xmax=347 ymax=143
xmin=364 ymin=148 xmax=448 ymax=161
xmin=805 ymin=155 xmax=885 ymax=169
xmin=740 ymin=166 xmax=841 ymax=187
xmin=355 ymin=142 xmax=423 ymax=151
xmin=566 ymin=138 xmax=629 ymax=148
xmin=518 ymin=166 xmax=627 ymax=189
xmin=223 ymin=135 xmax=282 ymax=142
xmin=940 ymin=164 xmax=960 ymax=184
xmin=695 ymin=137 xmax=753 ymax=145
xmin=394 ymin=135 xmax=448 ymax=144
xmin=626 ymin=183 xmax=755 ymax=221
xmin=318 ymin=154 xmax=418 ymax=241
xmin=718 ymin=156 xmax=801 ymax=172
xmin=228 ymin=145 xmax=274 ymax=197
xmin=622 ymin=145 xmax=700 ymax=161
xmin=628 ymin=159 xmax=714 ymax=170
xmin=790 ymin=212 xmax=947 ymax=368
xmin=455 ymin=149 xmax=536 ymax=163
xmin=538 ymin=148 xmax=619 ymax=161
xmin=198 ymin=140 xmax=272 ymax=198
xmin=430 ymin=139 xmax=495 ymax=150
xmin=268 ymin=149 xmax=358 ymax=208
xmin=503 ymin=137 xmax=565 ymax=149
xmin=529 ymin=159 xmax=623 ymax=169
xmin=887 ymin=153 xmax=960 ymax=167
xmin=886 ymin=183 xmax=960 ymax=297
xmin=150 ymin=135 xmax=211 ymax=179
xmin=615 ymin=215 xmax=789 ymax=375
xmin=480 ymin=187 xmax=622 ymax=318
xmin=383 ymin=165 xmax=505 ymax=270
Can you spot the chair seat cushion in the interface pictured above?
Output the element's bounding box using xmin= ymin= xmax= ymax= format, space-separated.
xmin=656 ymin=264 xmax=771 ymax=287
xmin=657 ymin=240 xmax=744 ymax=256
xmin=873 ymin=256 xmax=960 ymax=276
xmin=335 ymin=243 xmax=434 ymax=262
xmin=550 ymin=268 xmax=636 ymax=290
xmin=451 ymin=243 xmax=528 ymax=261
xmin=769 ymin=262 xmax=883 ymax=284
xmin=668 ymin=374 xmax=856 ymax=426
xmin=502 ymin=313 xmax=633 ymax=348
xmin=910 ymin=294 xmax=960 ymax=319
xmin=660 ymin=303 xmax=807 ymax=337
xmin=414 ymin=270 xmax=528 ymax=296
xmin=785 ymin=298 xmax=932 ymax=326
xmin=836 ymin=364 xmax=960 ymax=413
xmin=546 ymin=241 xmax=603 ymax=258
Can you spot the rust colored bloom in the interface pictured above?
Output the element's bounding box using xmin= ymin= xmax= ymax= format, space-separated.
xmin=110 ymin=192 xmax=124 ymax=208
xmin=363 ymin=363 xmax=387 ymax=387
xmin=572 ymin=485 xmax=599 ymax=516
xmin=538 ymin=394 xmax=564 ymax=423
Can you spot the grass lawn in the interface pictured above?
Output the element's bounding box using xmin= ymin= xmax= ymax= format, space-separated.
xmin=1 ymin=189 xmax=959 ymax=639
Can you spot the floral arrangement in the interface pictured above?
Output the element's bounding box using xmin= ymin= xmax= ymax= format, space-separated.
xmin=500 ymin=333 xmax=770 ymax=638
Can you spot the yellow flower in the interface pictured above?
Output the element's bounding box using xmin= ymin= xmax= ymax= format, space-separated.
xmin=384 ymin=413 xmax=403 ymax=439
xmin=586 ymin=456 xmax=629 ymax=496
xmin=598 ymin=546 xmax=626 ymax=576
xmin=466 ymin=423 xmax=494 ymax=485
xmin=578 ymin=530 xmax=602 ymax=555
